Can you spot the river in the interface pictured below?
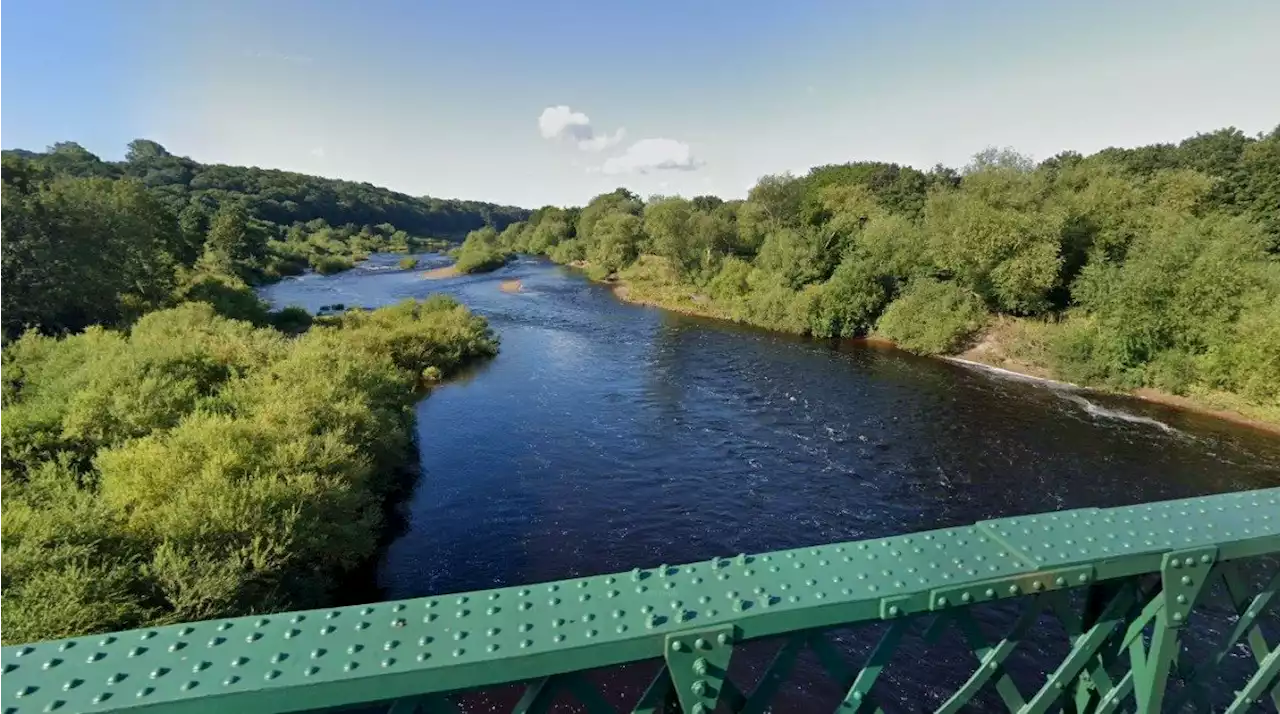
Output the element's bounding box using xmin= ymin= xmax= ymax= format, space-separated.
xmin=260 ymin=253 xmax=1280 ymax=712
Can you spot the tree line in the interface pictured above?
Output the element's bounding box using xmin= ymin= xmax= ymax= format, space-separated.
xmin=495 ymin=126 xmax=1280 ymax=422
xmin=2 ymin=140 xmax=527 ymax=338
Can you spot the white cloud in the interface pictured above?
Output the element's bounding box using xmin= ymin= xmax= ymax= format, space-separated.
xmin=309 ymin=146 xmax=326 ymax=158
xmin=601 ymin=138 xmax=701 ymax=175
xmin=538 ymin=105 xmax=624 ymax=152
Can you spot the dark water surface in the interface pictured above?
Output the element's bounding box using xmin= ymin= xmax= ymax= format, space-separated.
xmin=261 ymin=254 xmax=1280 ymax=712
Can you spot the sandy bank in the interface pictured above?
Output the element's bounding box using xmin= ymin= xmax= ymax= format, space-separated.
xmin=422 ymin=265 xmax=458 ymax=279
xmin=500 ymin=279 xmax=522 ymax=293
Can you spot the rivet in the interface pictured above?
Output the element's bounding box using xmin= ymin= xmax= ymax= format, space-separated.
xmin=984 ymin=588 xmax=996 ymax=598
xmin=961 ymin=593 xmax=972 ymax=603
xmin=311 ymin=648 xmax=326 ymax=658
xmin=718 ymin=632 xmax=732 ymax=645
xmin=136 ymin=687 xmax=154 ymax=698
xmin=305 ymin=666 xmax=319 ymax=676
xmin=937 ymin=597 xmax=949 ymax=607
xmin=383 ymin=656 xmax=398 ymax=666
xmin=1181 ymin=576 xmax=1193 ymax=586
xmin=671 ymin=641 xmax=688 ymax=653
xmin=1172 ymin=612 xmax=1183 ymax=622
xmin=1176 ymin=595 xmax=1187 ymax=604
xmin=344 ymin=662 xmax=359 ymax=671
xmin=692 ymin=680 xmax=708 ymax=696
xmin=1009 ymin=585 xmax=1020 ymax=596
xmin=265 ymin=670 xmax=281 ymax=680
xmin=222 ymin=676 xmax=240 ymax=686
xmin=887 ymin=606 xmax=901 ymax=617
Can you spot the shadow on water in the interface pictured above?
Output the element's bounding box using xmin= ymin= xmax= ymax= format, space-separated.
xmin=261 ymin=255 xmax=1280 ymax=712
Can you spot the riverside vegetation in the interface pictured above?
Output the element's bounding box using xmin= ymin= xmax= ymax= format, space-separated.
xmin=0 ymin=142 xmax=503 ymax=643
xmin=496 ymin=127 xmax=1280 ymax=425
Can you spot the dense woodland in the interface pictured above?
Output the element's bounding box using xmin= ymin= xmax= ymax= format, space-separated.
xmin=496 ymin=126 xmax=1280 ymax=422
xmin=1 ymin=142 xmax=507 ymax=642
xmin=1 ymin=140 xmax=526 ymax=338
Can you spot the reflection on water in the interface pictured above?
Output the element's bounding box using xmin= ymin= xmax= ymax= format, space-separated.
xmin=261 ymin=254 xmax=1280 ymax=712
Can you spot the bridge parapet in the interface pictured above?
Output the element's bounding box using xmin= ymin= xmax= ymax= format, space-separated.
xmin=4 ymin=488 xmax=1278 ymax=713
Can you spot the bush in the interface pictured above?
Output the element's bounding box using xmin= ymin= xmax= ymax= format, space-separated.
xmin=875 ymin=278 xmax=987 ymax=354
xmin=1 ymin=298 xmax=497 ymax=642
xmin=267 ymin=306 xmax=313 ymax=333
xmin=808 ymin=256 xmax=887 ymax=338
xmin=453 ymin=227 xmax=510 ymax=274
xmin=398 ymin=256 xmax=420 ymax=270
xmin=311 ymin=255 xmax=355 ymax=275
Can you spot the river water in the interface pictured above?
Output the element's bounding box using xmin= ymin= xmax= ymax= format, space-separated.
xmin=261 ymin=253 xmax=1280 ymax=712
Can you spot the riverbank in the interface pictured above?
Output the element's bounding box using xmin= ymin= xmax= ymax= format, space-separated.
xmin=606 ymin=274 xmax=1280 ymax=435
xmin=0 ymin=298 xmax=499 ymax=644
xmin=423 ymin=265 xmax=460 ymax=279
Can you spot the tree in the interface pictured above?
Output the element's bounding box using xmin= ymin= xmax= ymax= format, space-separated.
xmin=201 ymin=200 xmax=260 ymax=274
xmin=588 ymin=212 xmax=644 ymax=274
xmin=125 ymin=139 xmax=171 ymax=163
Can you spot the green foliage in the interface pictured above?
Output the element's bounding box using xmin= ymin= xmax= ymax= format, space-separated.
xmin=1 ymin=299 xmax=497 ymax=642
xmin=875 ymin=278 xmax=987 ymax=354
xmin=2 ymin=143 xmax=528 ymax=337
xmin=453 ymin=226 xmax=511 ymax=274
xmin=501 ymin=125 xmax=1280 ymax=421
xmin=311 ymin=254 xmax=356 ymax=275
xmin=268 ymin=306 xmax=313 ymax=333
xmin=2 ymin=169 xmax=182 ymax=337
xmin=398 ymin=256 xmax=420 ymax=270
xmin=808 ymin=256 xmax=888 ymax=338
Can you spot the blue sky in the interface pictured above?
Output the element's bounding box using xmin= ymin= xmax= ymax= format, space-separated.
xmin=3 ymin=0 xmax=1278 ymax=207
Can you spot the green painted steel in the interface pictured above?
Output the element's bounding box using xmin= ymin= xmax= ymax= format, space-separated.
xmin=3 ymin=487 xmax=1278 ymax=713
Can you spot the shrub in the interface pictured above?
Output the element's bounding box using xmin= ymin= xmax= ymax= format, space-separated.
xmin=268 ymin=306 xmax=313 ymax=333
xmin=311 ymin=255 xmax=355 ymax=275
xmin=453 ymin=227 xmax=510 ymax=274
xmin=398 ymin=256 xmax=420 ymax=270
xmin=1 ymin=298 xmax=497 ymax=642
xmin=875 ymin=278 xmax=987 ymax=354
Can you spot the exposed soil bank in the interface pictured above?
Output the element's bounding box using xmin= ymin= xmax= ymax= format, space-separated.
xmin=607 ymin=278 xmax=1280 ymax=435
xmin=500 ymin=279 xmax=522 ymax=293
xmin=422 ymin=265 xmax=459 ymax=279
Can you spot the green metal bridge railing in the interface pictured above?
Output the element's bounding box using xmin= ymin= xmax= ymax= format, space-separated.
xmin=4 ymin=488 xmax=1278 ymax=713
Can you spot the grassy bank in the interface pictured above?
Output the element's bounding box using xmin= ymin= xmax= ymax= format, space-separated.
xmin=1 ymin=297 xmax=498 ymax=643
